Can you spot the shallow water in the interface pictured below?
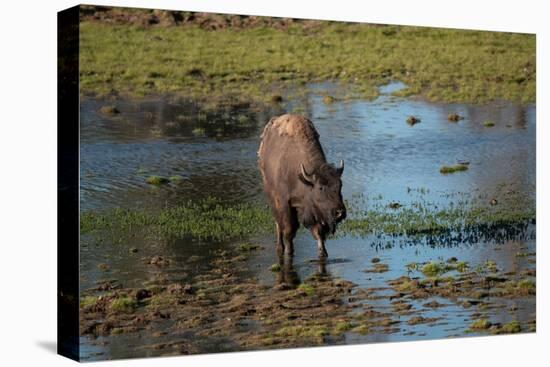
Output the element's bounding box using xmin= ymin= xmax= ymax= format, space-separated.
xmin=80 ymin=83 xmax=535 ymax=360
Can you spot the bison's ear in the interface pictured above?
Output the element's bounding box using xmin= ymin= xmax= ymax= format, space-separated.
xmin=336 ymin=159 xmax=344 ymax=177
xmin=299 ymin=163 xmax=315 ymax=187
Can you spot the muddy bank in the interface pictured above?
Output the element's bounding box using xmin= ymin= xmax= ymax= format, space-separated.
xmin=80 ymin=242 xmax=535 ymax=358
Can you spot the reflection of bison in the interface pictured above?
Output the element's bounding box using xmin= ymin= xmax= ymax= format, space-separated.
xmin=258 ymin=114 xmax=346 ymax=258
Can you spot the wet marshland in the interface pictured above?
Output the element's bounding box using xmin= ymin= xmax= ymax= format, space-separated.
xmin=79 ymin=83 xmax=535 ymax=360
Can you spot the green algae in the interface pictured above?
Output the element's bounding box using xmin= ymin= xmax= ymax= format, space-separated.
xmin=440 ymin=164 xmax=469 ymax=174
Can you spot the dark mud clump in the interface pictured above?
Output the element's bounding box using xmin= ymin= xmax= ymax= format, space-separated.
xmin=99 ymin=105 xmax=120 ymax=115
xmin=406 ymin=116 xmax=421 ymax=126
xmin=447 ymin=113 xmax=463 ymax=122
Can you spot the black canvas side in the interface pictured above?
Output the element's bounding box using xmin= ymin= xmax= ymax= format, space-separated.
xmin=57 ymin=4 xmax=80 ymax=362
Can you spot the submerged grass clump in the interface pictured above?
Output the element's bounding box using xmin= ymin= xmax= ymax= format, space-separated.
xmin=440 ymin=164 xmax=469 ymax=174
xmin=79 ymin=19 xmax=535 ymax=104
xmin=145 ymin=176 xmax=170 ymax=185
xmin=275 ymin=324 xmax=328 ymax=339
xmin=269 ymin=263 xmax=282 ymax=272
xmin=421 ymin=262 xmax=451 ymax=277
xmin=110 ymin=296 xmax=137 ymax=313
xmin=470 ymin=319 xmax=492 ymax=330
xmin=499 ymin=320 xmax=521 ymax=334
xmin=297 ymin=283 xmax=315 ymax=297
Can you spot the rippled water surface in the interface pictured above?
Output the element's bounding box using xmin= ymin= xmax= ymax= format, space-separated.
xmin=80 ymin=83 xmax=535 ymax=360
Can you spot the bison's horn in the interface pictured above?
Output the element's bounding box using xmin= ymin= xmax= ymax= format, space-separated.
xmin=336 ymin=159 xmax=344 ymax=176
xmin=300 ymin=163 xmax=315 ymax=185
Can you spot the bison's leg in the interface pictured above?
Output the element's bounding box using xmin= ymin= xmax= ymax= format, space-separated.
xmin=275 ymin=222 xmax=284 ymax=256
xmin=280 ymin=206 xmax=299 ymax=257
xmin=311 ymin=225 xmax=328 ymax=258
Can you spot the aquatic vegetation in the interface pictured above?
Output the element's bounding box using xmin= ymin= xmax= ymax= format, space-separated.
xmin=191 ymin=127 xmax=206 ymax=136
xmin=270 ymin=263 xmax=281 ymax=272
xmin=81 ymin=192 xmax=535 ymax=245
xmin=80 ymin=197 xmax=273 ymax=241
xmin=421 ymin=262 xmax=451 ymax=277
xmin=80 ymin=296 xmax=99 ymax=308
xmin=483 ymin=260 xmax=499 ymax=273
xmin=502 ymin=279 xmax=536 ymax=296
xmin=497 ymin=320 xmax=521 ymax=334
xmin=323 ymin=95 xmax=336 ymax=105
xmin=110 ymin=296 xmax=138 ymax=313
xmin=297 ymin=283 xmax=315 ymax=296
xmin=275 ymin=324 xmax=328 ymax=340
xmin=363 ymin=263 xmax=389 ymax=273
xmin=79 ymin=19 xmax=535 ymax=104
xmin=168 ymin=175 xmax=182 ymax=182
xmin=236 ymin=242 xmax=261 ymax=252
xmin=470 ymin=319 xmax=492 ymax=330
xmin=440 ymin=164 xmax=469 ymax=174
xmin=334 ymin=321 xmax=354 ymax=333
xmin=483 ymin=120 xmax=496 ymax=127
xmin=407 ymin=316 xmax=438 ymax=325
xmin=145 ymin=175 xmax=170 ymax=185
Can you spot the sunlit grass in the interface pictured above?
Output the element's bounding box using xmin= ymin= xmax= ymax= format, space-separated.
xmin=79 ymin=21 xmax=535 ymax=104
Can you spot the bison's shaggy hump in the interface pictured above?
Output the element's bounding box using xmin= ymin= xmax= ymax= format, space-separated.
xmin=261 ymin=114 xmax=319 ymax=141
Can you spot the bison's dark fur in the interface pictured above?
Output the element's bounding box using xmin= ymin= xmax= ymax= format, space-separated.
xmin=258 ymin=114 xmax=346 ymax=258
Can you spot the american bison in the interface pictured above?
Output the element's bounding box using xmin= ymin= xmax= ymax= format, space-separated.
xmin=258 ymin=114 xmax=346 ymax=258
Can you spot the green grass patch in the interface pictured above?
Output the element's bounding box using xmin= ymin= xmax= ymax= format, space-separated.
xmin=79 ymin=21 xmax=535 ymax=104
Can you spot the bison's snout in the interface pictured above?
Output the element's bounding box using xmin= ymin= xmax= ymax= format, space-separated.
xmin=333 ymin=207 xmax=346 ymax=222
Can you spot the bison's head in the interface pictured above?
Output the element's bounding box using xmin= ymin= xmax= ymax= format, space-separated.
xmin=298 ymin=160 xmax=346 ymax=234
